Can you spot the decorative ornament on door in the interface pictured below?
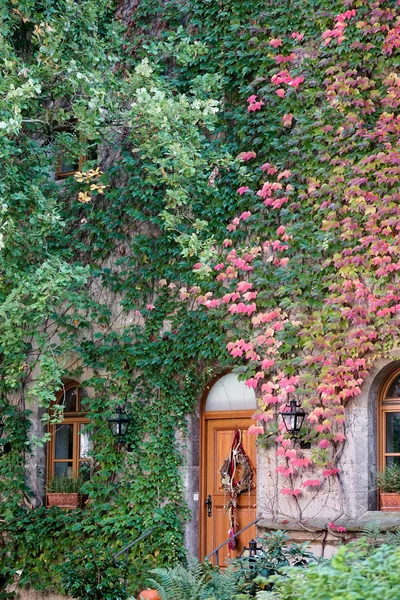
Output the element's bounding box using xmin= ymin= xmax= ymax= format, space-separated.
xmin=220 ymin=428 xmax=254 ymax=550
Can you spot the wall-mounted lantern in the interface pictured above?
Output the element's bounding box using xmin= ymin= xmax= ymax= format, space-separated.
xmin=279 ymin=399 xmax=306 ymax=437
xmin=107 ymin=406 xmax=131 ymax=444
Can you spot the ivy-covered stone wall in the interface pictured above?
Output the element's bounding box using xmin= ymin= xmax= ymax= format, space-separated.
xmin=1 ymin=0 xmax=400 ymax=597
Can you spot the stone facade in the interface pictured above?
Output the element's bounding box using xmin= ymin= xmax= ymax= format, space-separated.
xmin=180 ymin=355 xmax=400 ymax=559
xmin=14 ymin=355 xmax=400 ymax=600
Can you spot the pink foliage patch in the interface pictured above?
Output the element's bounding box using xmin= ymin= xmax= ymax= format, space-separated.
xmin=292 ymin=457 xmax=313 ymax=468
xmin=237 ymin=186 xmax=250 ymax=195
xmin=322 ymin=468 xmax=339 ymax=477
xmin=237 ymin=281 xmax=253 ymax=293
xmin=281 ymin=488 xmax=302 ymax=496
xmin=282 ymin=113 xmax=293 ymax=127
xmin=248 ymin=424 xmax=264 ymax=435
xmin=274 ymin=53 xmax=296 ymax=64
xmin=319 ymin=439 xmax=330 ymax=449
xmin=270 ymin=38 xmax=283 ymax=48
xmin=237 ymin=151 xmax=257 ymax=161
xmin=302 ymin=479 xmax=321 ymax=488
xmin=328 ymin=522 xmax=347 ymax=533
xmin=248 ymin=100 xmax=264 ymax=112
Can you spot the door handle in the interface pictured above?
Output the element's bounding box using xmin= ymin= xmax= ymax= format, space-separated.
xmin=205 ymin=494 xmax=212 ymax=517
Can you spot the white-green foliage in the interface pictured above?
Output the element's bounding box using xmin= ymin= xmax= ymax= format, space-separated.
xmin=0 ymin=0 xmax=222 ymax=428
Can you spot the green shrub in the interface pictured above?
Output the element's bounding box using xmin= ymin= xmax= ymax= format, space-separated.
xmin=145 ymin=531 xmax=315 ymax=599
xmin=56 ymin=539 xmax=128 ymax=600
xmin=144 ymin=558 xmax=237 ymax=600
xmin=269 ymin=542 xmax=400 ymax=600
xmin=230 ymin=531 xmax=316 ymax=598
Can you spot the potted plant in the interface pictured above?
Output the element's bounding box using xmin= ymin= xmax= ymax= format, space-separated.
xmin=47 ymin=473 xmax=84 ymax=508
xmin=378 ymin=464 xmax=400 ymax=511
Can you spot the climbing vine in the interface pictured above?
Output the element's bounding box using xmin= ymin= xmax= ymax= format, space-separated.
xmin=0 ymin=0 xmax=226 ymax=595
xmin=183 ymin=0 xmax=400 ymax=521
xmin=0 ymin=0 xmax=399 ymax=596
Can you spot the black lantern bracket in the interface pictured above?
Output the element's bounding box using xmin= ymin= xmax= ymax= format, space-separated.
xmin=107 ymin=405 xmax=131 ymax=447
xmin=279 ymin=399 xmax=306 ymax=439
xmin=240 ymin=538 xmax=264 ymax=564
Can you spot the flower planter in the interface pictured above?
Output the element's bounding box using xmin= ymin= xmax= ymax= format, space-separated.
xmin=47 ymin=492 xmax=81 ymax=509
xmin=380 ymin=492 xmax=400 ymax=512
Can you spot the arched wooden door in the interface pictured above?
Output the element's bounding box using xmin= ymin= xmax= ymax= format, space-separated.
xmin=200 ymin=374 xmax=257 ymax=566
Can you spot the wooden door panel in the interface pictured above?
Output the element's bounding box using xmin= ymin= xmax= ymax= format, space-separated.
xmin=208 ymin=506 xmax=257 ymax=566
xmin=202 ymin=414 xmax=257 ymax=566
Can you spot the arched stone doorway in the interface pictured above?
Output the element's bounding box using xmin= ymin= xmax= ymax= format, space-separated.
xmin=199 ymin=373 xmax=257 ymax=564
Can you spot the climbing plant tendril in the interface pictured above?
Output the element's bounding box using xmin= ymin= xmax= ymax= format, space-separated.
xmin=0 ymin=0 xmax=399 ymax=595
xmin=186 ymin=1 xmax=400 ymax=518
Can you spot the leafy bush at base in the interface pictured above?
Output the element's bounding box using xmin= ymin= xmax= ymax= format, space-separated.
xmin=145 ymin=532 xmax=316 ymax=599
xmin=269 ymin=542 xmax=400 ymax=600
xmin=143 ymin=536 xmax=400 ymax=600
xmin=229 ymin=531 xmax=315 ymax=598
xmin=56 ymin=540 xmax=127 ymax=600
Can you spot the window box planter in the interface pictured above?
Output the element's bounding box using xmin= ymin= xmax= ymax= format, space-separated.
xmin=46 ymin=473 xmax=85 ymax=508
xmin=378 ymin=465 xmax=400 ymax=511
xmin=380 ymin=492 xmax=400 ymax=512
xmin=47 ymin=492 xmax=81 ymax=509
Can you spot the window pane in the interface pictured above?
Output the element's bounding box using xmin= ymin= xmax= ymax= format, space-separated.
xmin=205 ymin=373 xmax=257 ymax=411
xmin=63 ymin=387 xmax=77 ymax=412
xmin=60 ymin=157 xmax=78 ymax=174
xmin=55 ymin=424 xmax=73 ymax=459
xmin=386 ymin=456 xmax=400 ymax=467
xmin=79 ymin=424 xmax=92 ymax=458
xmin=78 ymin=386 xmax=89 ymax=412
xmin=54 ymin=462 xmax=73 ymax=477
xmin=387 ymin=376 xmax=400 ymax=398
xmin=386 ymin=413 xmax=400 ymax=453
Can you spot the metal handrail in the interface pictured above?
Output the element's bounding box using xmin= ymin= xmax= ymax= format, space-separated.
xmin=205 ymin=516 xmax=261 ymax=567
xmin=113 ymin=522 xmax=165 ymax=566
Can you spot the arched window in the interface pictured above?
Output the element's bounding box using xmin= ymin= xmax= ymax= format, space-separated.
xmin=47 ymin=383 xmax=91 ymax=481
xmin=204 ymin=372 xmax=257 ymax=412
xmin=379 ymin=370 xmax=400 ymax=469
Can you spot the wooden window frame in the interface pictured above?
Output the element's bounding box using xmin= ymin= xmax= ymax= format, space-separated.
xmin=379 ymin=369 xmax=400 ymax=471
xmin=56 ymin=152 xmax=85 ymax=180
xmin=55 ymin=125 xmax=95 ymax=180
xmin=47 ymin=382 xmax=90 ymax=483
